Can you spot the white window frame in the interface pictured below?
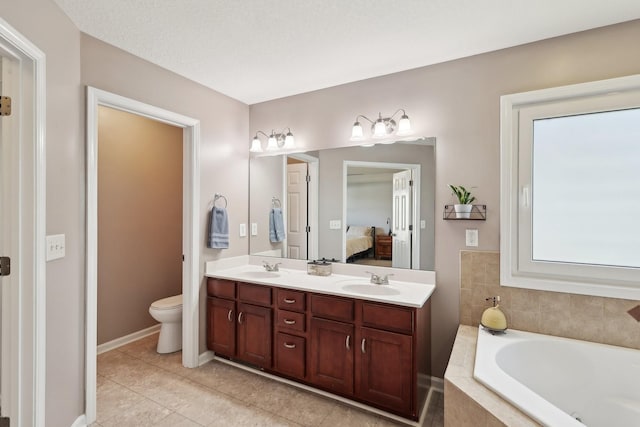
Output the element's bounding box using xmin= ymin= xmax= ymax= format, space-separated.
xmin=500 ymin=74 xmax=640 ymax=300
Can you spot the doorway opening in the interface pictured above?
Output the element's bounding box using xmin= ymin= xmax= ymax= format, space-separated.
xmin=85 ymin=87 xmax=201 ymax=424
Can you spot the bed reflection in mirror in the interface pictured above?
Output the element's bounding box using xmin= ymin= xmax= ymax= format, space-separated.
xmin=249 ymin=138 xmax=435 ymax=271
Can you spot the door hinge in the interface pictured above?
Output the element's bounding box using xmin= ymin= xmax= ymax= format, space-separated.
xmin=0 ymin=96 xmax=12 ymax=116
xmin=409 ymin=179 xmax=413 ymax=187
xmin=305 ymin=174 xmax=311 ymax=183
xmin=305 ymin=225 xmax=311 ymax=233
xmin=0 ymin=256 xmax=11 ymax=276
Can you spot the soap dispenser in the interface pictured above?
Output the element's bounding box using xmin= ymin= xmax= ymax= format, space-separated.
xmin=480 ymin=296 xmax=507 ymax=332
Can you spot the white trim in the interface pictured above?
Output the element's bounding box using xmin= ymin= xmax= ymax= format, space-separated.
xmin=70 ymin=414 xmax=87 ymax=427
xmin=198 ymin=350 xmax=216 ymax=366
xmin=285 ymin=152 xmax=319 ymax=260
xmin=85 ymin=87 xmax=201 ymax=423
xmin=96 ymin=324 xmax=161 ymax=355
xmin=429 ymin=376 xmax=444 ymax=393
xmin=0 ymin=17 xmax=47 ymax=427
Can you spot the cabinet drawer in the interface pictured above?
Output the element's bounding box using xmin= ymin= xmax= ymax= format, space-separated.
xmin=274 ymin=333 xmax=306 ymax=379
xmin=207 ymin=278 xmax=236 ymax=299
xmin=310 ymin=294 xmax=354 ymax=322
xmin=361 ymin=302 xmax=413 ymax=334
xmin=276 ymin=309 xmax=306 ymax=333
xmin=276 ymin=288 xmax=306 ymax=312
xmin=238 ymin=282 xmax=272 ymax=306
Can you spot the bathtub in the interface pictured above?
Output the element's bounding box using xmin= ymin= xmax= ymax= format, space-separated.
xmin=473 ymin=328 xmax=640 ymax=427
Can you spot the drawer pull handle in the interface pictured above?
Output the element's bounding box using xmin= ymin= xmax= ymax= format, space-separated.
xmin=361 ymin=338 xmax=366 ymax=353
xmin=227 ymin=309 xmax=233 ymax=322
xmin=283 ymin=298 xmax=296 ymax=304
xmin=283 ymin=319 xmax=296 ymax=325
xmin=345 ymin=335 xmax=351 ymax=350
xmin=238 ymin=312 xmax=244 ymax=324
xmin=283 ymin=342 xmax=296 ymax=349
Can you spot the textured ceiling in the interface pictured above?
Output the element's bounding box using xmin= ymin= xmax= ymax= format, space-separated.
xmin=54 ymin=0 xmax=640 ymax=104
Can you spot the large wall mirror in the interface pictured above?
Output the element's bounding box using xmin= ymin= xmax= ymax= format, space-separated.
xmin=249 ymin=138 xmax=436 ymax=271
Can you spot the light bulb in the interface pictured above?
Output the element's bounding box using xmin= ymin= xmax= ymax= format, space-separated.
xmin=249 ymin=137 xmax=263 ymax=153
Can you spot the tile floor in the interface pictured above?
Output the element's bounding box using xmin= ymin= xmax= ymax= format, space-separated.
xmin=93 ymin=333 xmax=444 ymax=427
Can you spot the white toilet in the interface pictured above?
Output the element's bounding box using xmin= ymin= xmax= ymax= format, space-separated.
xmin=149 ymin=294 xmax=183 ymax=353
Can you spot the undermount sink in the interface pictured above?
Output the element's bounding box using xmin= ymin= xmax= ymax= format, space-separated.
xmin=239 ymin=271 xmax=281 ymax=279
xmin=339 ymin=281 xmax=401 ymax=296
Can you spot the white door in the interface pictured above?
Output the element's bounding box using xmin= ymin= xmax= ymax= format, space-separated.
xmin=392 ymin=170 xmax=412 ymax=268
xmin=286 ymin=163 xmax=308 ymax=259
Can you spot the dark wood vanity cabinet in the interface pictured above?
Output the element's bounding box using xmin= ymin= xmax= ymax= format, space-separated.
xmin=206 ymin=279 xmax=272 ymax=369
xmin=206 ymin=277 xmax=430 ymax=421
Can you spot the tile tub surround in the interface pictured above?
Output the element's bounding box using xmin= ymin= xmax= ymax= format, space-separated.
xmin=459 ymin=250 xmax=640 ymax=350
xmin=94 ymin=332 xmax=445 ymax=426
xmin=443 ymin=325 xmax=539 ymax=427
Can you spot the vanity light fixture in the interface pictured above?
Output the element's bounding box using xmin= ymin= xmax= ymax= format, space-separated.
xmin=250 ymin=128 xmax=295 ymax=153
xmin=350 ymin=109 xmax=412 ymax=141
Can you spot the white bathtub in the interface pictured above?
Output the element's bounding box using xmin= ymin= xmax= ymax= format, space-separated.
xmin=473 ymin=328 xmax=640 ymax=427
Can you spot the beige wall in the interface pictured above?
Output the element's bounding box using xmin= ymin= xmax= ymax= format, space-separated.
xmin=97 ymin=106 xmax=183 ymax=344
xmin=249 ymin=20 xmax=640 ymax=377
xmin=80 ymin=34 xmax=251 ymax=356
xmin=0 ymin=0 xmax=85 ymax=425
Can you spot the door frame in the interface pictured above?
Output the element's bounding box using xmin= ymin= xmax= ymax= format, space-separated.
xmin=342 ymin=161 xmax=421 ymax=268
xmin=85 ymin=87 xmax=201 ymax=423
xmin=284 ymin=153 xmax=319 ymax=260
xmin=0 ymin=17 xmax=47 ymax=426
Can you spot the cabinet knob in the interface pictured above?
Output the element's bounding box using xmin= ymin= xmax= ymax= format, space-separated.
xmin=227 ymin=309 xmax=233 ymax=322
xmin=283 ymin=298 xmax=296 ymax=304
xmin=361 ymin=338 xmax=366 ymax=353
xmin=283 ymin=319 xmax=296 ymax=325
xmin=345 ymin=335 xmax=351 ymax=350
xmin=283 ymin=342 xmax=296 ymax=349
xmin=237 ymin=311 xmax=244 ymax=324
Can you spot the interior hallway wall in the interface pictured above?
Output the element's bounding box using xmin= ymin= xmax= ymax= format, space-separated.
xmin=249 ymin=19 xmax=640 ymax=378
xmin=97 ymin=106 xmax=183 ymax=345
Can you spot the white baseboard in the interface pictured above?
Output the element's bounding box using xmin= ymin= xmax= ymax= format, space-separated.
xmin=70 ymin=414 xmax=86 ymax=427
xmin=198 ymin=350 xmax=216 ymax=366
xmin=430 ymin=376 xmax=444 ymax=393
xmin=96 ymin=324 xmax=161 ymax=355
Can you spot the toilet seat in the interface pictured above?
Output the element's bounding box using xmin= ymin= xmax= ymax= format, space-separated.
xmin=151 ymin=294 xmax=182 ymax=310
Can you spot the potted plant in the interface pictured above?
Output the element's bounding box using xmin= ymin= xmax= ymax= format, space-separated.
xmin=448 ymin=184 xmax=476 ymax=218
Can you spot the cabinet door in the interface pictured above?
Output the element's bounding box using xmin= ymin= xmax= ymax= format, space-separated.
xmin=237 ymin=302 xmax=272 ymax=368
xmin=357 ymin=327 xmax=412 ymax=414
xmin=207 ymin=297 xmax=236 ymax=357
xmin=309 ymin=317 xmax=354 ymax=395
xmin=274 ymin=332 xmax=306 ymax=379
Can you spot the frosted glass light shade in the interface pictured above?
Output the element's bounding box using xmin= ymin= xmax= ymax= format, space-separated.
xmin=397 ymin=114 xmax=412 ymax=135
xmin=266 ymin=135 xmax=278 ymax=151
xmin=283 ymin=132 xmax=295 ymax=149
xmin=373 ymin=119 xmax=387 ymax=138
xmin=249 ymin=137 xmax=263 ymax=153
xmin=351 ymin=122 xmax=364 ymax=140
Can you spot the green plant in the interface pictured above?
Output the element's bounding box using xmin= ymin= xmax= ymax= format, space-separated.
xmin=448 ymin=184 xmax=476 ymax=205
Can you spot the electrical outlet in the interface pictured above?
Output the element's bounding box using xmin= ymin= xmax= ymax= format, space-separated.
xmin=251 ymin=223 xmax=258 ymax=236
xmin=466 ymin=229 xmax=478 ymax=247
xmin=239 ymin=223 xmax=247 ymax=237
xmin=46 ymin=234 xmax=66 ymax=261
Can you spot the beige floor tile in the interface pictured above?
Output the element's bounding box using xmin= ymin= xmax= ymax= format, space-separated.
xmin=153 ymin=412 xmax=204 ymax=427
xmin=242 ymin=377 xmax=298 ymax=412
xmin=95 ymin=377 xmax=145 ymax=424
xmin=99 ymin=396 xmax=172 ymax=427
xmin=318 ymin=403 xmax=396 ymax=427
xmin=206 ymin=402 xmax=302 ymax=427
xmin=275 ymin=388 xmax=338 ymax=426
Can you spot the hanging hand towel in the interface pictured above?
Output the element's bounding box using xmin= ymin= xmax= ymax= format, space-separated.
xmin=269 ymin=208 xmax=286 ymax=243
xmin=208 ymin=207 xmax=229 ymax=249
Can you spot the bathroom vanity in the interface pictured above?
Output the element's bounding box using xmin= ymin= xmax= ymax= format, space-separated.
xmin=205 ymin=262 xmax=434 ymax=421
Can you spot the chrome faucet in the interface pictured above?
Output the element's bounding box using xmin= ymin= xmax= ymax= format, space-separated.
xmin=262 ymin=261 xmax=281 ymax=272
xmin=365 ymin=271 xmax=393 ymax=285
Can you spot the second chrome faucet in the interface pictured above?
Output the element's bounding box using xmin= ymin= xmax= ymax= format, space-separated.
xmin=365 ymin=271 xmax=393 ymax=285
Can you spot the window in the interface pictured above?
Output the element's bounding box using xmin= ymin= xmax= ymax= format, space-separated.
xmin=500 ymin=75 xmax=640 ymax=300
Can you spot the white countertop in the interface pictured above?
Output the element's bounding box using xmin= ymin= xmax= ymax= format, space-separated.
xmin=205 ymin=262 xmax=435 ymax=308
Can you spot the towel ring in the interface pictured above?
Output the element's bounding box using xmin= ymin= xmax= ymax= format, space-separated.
xmin=272 ymin=197 xmax=281 ymax=208
xmin=213 ymin=193 xmax=228 ymax=209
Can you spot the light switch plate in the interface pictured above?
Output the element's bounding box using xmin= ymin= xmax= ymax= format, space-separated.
xmin=329 ymin=220 xmax=341 ymax=230
xmin=466 ymin=229 xmax=478 ymax=247
xmin=251 ymin=223 xmax=258 ymax=236
xmin=239 ymin=223 xmax=247 ymax=237
xmin=46 ymin=234 xmax=66 ymax=261
xmin=420 ymin=220 xmax=426 ymax=229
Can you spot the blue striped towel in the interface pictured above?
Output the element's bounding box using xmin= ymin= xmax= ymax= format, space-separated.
xmin=208 ymin=207 xmax=229 ymax=249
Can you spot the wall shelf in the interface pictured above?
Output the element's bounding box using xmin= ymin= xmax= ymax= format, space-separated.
xmin=443 ymin=204 xmax=486 ymax=220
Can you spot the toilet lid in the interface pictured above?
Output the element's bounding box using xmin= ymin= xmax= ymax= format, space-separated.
xmin=151 ymin=294 xmax=183 ymax=310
